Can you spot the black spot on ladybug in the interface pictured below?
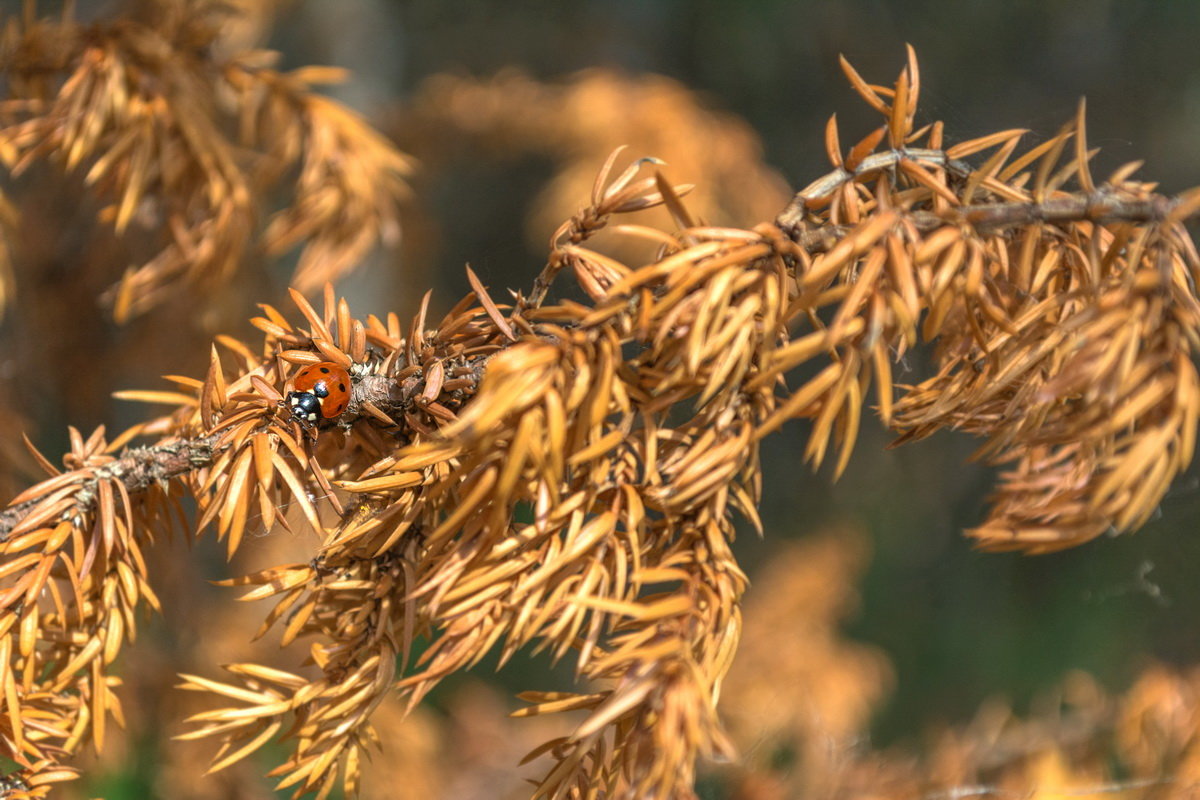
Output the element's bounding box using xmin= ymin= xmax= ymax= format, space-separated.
xmin=319 ymin=366 xmax=330 ymax=373
xmin=338 ymin=383 xmax=346 ymax=392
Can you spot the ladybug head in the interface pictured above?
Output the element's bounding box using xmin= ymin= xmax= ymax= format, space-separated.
xmin=286 ymin=390 xmax=322 ymax=425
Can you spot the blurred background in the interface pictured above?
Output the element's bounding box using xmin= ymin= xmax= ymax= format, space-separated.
xmin=8 ymin=0 xmax=1200 ymax=797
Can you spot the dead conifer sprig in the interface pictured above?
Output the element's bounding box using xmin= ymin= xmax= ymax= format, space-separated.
xmin=1 ymin=45 xmax=1200 ymax=799
xmin=0 ymin=1 xmax=411 ymax=320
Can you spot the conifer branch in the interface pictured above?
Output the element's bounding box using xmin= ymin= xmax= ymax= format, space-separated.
xmin=0 ymin=434 xmax=222 ymax=543
xmin=1 ymin=36 xmax=1199 ymax=800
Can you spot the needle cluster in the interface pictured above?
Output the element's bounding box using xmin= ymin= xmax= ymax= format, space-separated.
xmin=0 ymin=36 xmax=1198 ymax=800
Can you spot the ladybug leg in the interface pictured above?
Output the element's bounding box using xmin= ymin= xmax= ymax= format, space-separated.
xmin=279 ymin=397 xmax=313 ymax=430
xmin=284 ymin=391 xmax=322 ymax=428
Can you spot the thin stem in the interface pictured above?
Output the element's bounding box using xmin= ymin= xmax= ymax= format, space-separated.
xmin=0 ymin=434 xmax=222 ymax=541
xmin=0 ymin=352 xmax=497 ymax=541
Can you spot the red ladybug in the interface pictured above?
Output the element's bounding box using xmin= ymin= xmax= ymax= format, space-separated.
xmin=286 ymin=362 xmax=351 ymax=425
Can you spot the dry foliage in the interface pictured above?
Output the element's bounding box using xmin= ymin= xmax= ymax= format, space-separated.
xmin=1 ymin=24 xmax=1200 ymax=800
xmin=709 ymin=536 xmax=1200 ymax=800
xmin=717 ymin=528 xmax=893 ymax=798
xmin=0 ymin=0 xmax=410 ymax=320
xmin=761 ymin=663 xmax=1200 ymax=800
xmin=396 ymin=68 xmax=793 ymax=265
xmin=717 ymin=652 xmax=1200 ymax=800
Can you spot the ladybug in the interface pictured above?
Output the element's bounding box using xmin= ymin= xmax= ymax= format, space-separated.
xmin=286 ymin=362 xmax=351 ymax=425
